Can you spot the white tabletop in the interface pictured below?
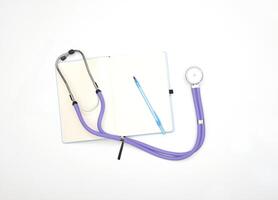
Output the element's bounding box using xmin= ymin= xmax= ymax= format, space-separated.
xmin=0 ymin=0 xmax=277 ymax=199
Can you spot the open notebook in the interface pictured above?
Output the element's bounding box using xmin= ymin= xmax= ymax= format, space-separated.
xmin=56 ymin=52 xmax=174 ymax=142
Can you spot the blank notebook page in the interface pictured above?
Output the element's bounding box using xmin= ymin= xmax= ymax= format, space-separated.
xmin=57 ymin=52 xmax=173 ymax=142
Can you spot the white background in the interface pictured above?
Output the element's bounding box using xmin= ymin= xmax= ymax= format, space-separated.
xmin=0 ymin=0 xmax=277 ymax=199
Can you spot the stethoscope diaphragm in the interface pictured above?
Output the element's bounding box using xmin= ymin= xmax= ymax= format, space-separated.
xmin=185 ymin=66 xmax=203 ymax=85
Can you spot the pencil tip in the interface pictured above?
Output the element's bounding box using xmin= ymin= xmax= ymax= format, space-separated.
xmin=133 ymin=76 xmax=136 ymax=80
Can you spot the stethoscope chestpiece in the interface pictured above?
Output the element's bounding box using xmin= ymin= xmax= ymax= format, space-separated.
xmin=185 ymin=66 xmax=203 ymax=87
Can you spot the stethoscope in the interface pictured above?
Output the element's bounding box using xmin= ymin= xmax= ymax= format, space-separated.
xmin=55 ymin=49 xmax=205 ymax=160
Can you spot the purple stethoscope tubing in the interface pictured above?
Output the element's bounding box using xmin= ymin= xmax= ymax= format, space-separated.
xmin=56 ymin=49 xmax=205 ymax=160
xmin=73 ymin=88 xmax=205 ymax=160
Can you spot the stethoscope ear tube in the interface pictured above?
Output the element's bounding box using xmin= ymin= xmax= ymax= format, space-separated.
xmin=55 ymin=49 xmax=99 ymax=103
